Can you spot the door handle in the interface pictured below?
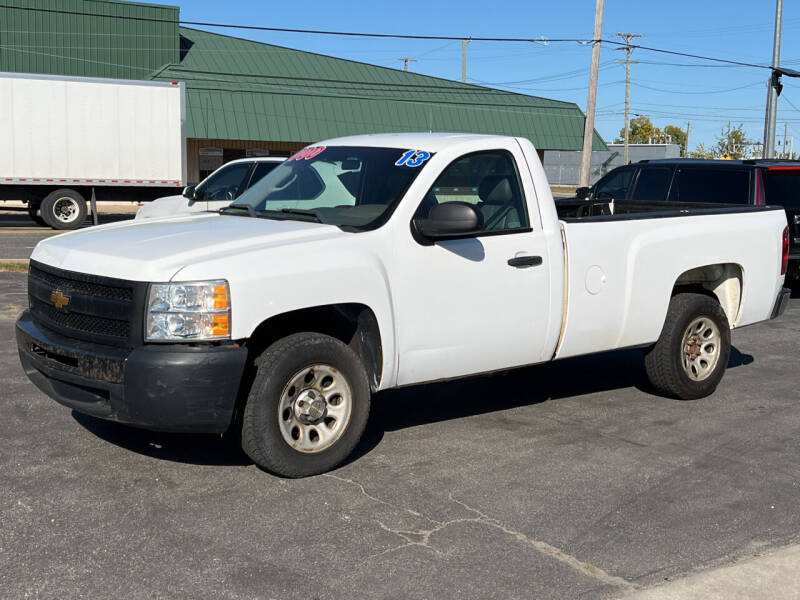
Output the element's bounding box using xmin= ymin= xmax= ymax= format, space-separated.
xmin=507 ymin=255 xmax=543 ymax=268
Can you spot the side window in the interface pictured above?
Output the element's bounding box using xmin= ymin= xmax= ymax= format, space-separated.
xmin=414 ymin=150 xmax=529 ymax=233
xmin=197 ymin=162 xmax=252 ymax=201
xmin=671 ymin=168 xmax=750 ymax=204
xmin=631 ymin=167 xmax=672 ymax=202
xmin=245 ymin=161 xmax=282 ymax=191
xmin=594 ymin=168 xmax=635 ymax=200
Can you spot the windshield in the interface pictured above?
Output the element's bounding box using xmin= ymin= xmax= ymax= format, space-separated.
xmin=228 ymin=146 xmax=432 ymax=229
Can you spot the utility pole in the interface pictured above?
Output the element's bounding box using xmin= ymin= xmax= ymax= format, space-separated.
xmin=686 ymin=121 xmax=691 ymax=157
xmin=461 ymin=39 xmax=470 ymax=83
xmin=763 ymin=0 xmax=783 ymax=158
xmin=615 ymin=32 xmax=642 ymax=165
xmin=397 ymin=57 xmax=418 ymax=72
xmin=579 ymin=0 xmax=605 ymax=187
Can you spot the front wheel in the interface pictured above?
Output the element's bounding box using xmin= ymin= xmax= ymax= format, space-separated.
xmin=644 ymin=292 xmax=731 ymax=400
xmin=241 ymin=332 xmax=371 ymax=477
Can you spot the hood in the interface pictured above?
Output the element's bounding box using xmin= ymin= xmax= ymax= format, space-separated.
xmin=31 ymin=213 xmax=346 ymax=282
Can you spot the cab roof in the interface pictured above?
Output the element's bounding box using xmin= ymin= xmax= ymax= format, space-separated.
xmin=316 ymin=132 xmax=517 ymax=153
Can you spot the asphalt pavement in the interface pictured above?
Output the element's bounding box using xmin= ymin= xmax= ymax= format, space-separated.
xmin=1 ymin=267 xmax=799 ymax=599
xmin=0 ymin=205 xmax=136 ymax=259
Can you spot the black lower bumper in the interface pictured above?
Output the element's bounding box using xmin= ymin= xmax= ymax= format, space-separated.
xmin=16 ymin=310 xmax=248 ymax=433
xmin=771 ymin=287 xmax=792 ymax=320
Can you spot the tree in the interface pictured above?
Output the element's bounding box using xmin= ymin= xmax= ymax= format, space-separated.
xmin=689 ymin=142 xmax=715 ymax=159
xmin=616 ymin=115 xmax=657 ymax=144
xmin=616 ymin=117 xmax=687 ymax=154
xmin=715 ymin=123 xmax=747 ymax=159
xmin=664 ymin=125 xmax=688 ymax=157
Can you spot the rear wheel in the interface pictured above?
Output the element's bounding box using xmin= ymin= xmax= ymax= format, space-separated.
xmin=241 ymin=332 xmax=371 ymax=478
xmin=41 ymin=188 xmax=87 ymax=230
xmin=644 ymin=292 xmax=731 ymax=399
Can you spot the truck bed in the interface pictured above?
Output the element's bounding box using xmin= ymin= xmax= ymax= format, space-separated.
xmin=555 ymin=205 xmax=787 ymax=360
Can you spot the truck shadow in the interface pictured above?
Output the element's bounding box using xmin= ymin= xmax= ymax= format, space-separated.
xmin=348 ymin=345 xmax=755 ymax=464
xmin=71 ymin=345 xmax=756 ymax=469
xmin=71 ymin=412 xmax=251 ymax=467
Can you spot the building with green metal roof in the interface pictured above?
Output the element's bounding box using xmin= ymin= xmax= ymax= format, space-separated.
xmin=0 ymin=0 xmax=606 ymax=182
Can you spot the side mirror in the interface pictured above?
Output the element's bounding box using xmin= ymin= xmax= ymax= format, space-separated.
xmin=575 ymin=186 xmax=591 ymax=200
xmin=182 ymin=185 xmax=197 ymax=200
xmin=414 ymin=202 xmax=484 ymax=241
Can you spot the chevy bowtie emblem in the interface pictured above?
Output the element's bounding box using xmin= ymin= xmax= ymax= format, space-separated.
xmin=51 ymin=290 xmax=70 ymax=309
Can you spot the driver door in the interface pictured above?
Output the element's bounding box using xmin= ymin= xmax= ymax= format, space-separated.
xmin=392 ymin=148 xmax=553 ymax=385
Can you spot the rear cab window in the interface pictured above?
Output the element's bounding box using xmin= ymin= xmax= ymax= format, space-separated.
xmin=669 ymin=167 xmax=751 ymax=205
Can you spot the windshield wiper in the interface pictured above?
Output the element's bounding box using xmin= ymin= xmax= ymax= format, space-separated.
xmin=253 ymin=208 xmax=324 ymax=223
xmin=279 ymin=208 xmax=323 ymax=223
xmin=221 ymin=204 xmax=256 ymax=218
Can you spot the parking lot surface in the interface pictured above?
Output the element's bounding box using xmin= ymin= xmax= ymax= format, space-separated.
xmin=1 ymin=269 xmax=799 ymax=599
xmin=0 ymin=204 xmax=137 ymax=259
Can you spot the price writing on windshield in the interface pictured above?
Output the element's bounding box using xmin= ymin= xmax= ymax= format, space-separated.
xmin=288 ymin=146 xmax=326 ymax=161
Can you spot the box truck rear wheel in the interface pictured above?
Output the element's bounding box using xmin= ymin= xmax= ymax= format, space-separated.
xmin=41 ymin=189 xmax=87 ymax=230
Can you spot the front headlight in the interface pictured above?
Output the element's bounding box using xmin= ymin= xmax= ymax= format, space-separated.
xmin=146 ymin=280 xmax=231 ymax=341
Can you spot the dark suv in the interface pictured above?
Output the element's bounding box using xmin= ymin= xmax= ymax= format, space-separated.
xmin=563 ymin=159 xmax=800 ymax=279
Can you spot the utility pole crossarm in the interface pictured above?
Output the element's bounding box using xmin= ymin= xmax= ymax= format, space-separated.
xmin=397 ymin=57 xmax=418 ymax=72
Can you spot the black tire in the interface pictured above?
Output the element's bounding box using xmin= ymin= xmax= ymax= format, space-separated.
xmin=241 ymin=332 xmax=371 ymax=478
xmin=644 ymin=292 xmax=731 ymax=400
xmin=27 ymin=202 xmax=47 ymax=227
xmin=41 ymin=188 xmax=87 ymax=230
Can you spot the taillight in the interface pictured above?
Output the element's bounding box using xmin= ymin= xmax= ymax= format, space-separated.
xmin=756 ymin=171 xmax=765 ymax=205
xmin=781 ymin=225 xmax=790 ymax=275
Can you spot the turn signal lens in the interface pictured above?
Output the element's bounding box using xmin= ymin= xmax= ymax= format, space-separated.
xmin=212 ymin=313 xmax=230 ymax=337
xmin=213 ymin=284 xmax=229 ymax=309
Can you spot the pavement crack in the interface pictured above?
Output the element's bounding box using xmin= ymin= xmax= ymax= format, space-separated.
xmin=323 ymin=473 xmax=442 ymax=525
xmin=326 ymin=475 xmax=634 ymax=590
xmin=446 ymin=494 xmax=636 ymax=591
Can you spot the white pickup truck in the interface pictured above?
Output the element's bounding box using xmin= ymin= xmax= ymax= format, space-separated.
xmin=16 ymin=133 xmax=791 ymax=478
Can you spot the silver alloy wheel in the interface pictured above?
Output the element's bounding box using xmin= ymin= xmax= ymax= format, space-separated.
xmin=52 ymin=196 xmax=80 ymax=223
xmin=681 ymin=317 xmax=721 ymax=381
xmin=277 ymin=364 xmax=353 ymax=453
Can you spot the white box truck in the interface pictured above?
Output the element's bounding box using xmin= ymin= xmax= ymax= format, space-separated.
xmin=0 ymin=72 xmax=186 ymax=229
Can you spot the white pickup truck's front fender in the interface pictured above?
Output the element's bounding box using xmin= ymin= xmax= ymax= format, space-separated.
xmin=171 ymin=234 xmax=399 ymax=390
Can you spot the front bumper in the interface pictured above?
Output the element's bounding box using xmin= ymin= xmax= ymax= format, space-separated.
xmin=16 ymin=310 xmax=248 ymax=433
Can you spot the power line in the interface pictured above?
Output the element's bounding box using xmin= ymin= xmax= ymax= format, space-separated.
xmin=632 ymin=81 xmax=764 ymax=94
xmin=0 ymin=3 xmax=777 ymax=70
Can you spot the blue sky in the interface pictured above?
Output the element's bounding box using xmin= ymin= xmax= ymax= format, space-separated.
xmin=174 ymin=0 xmax=800 ymax=152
